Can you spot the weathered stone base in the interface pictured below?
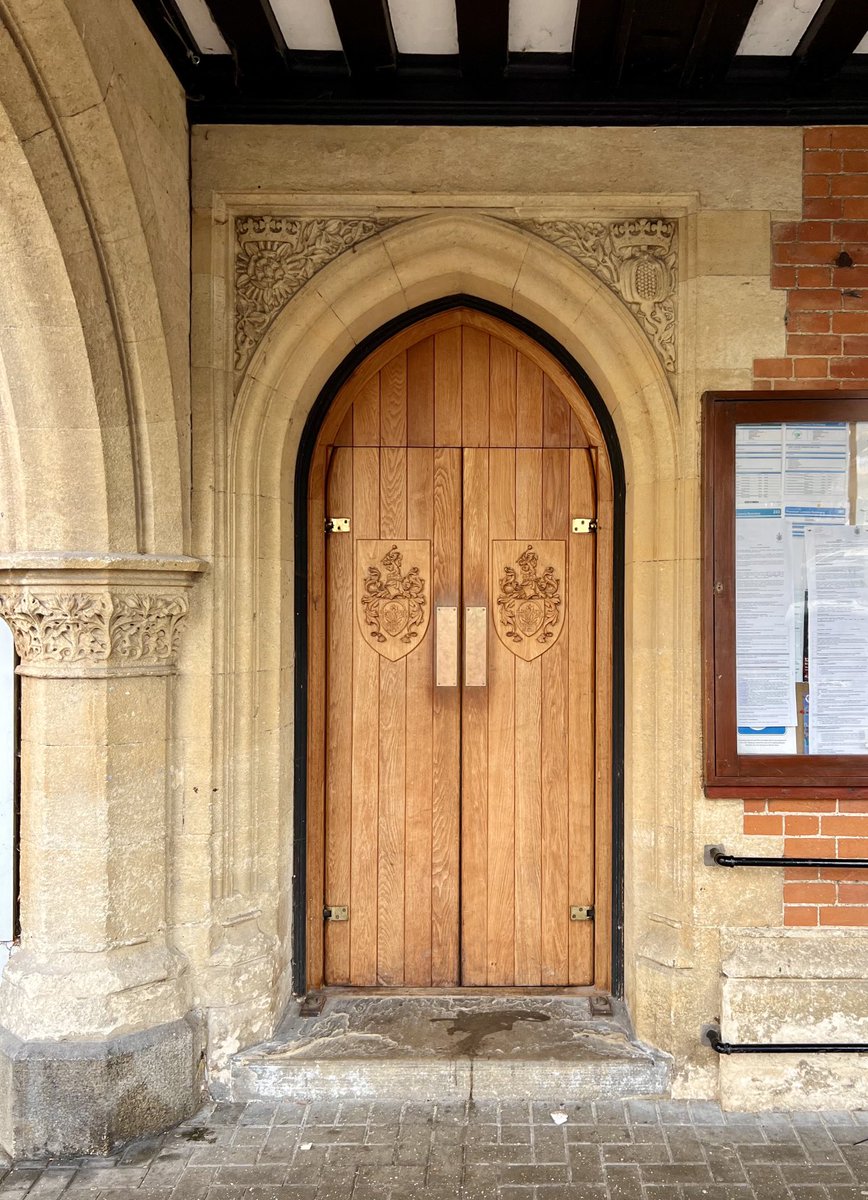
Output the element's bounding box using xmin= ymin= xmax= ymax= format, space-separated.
xmin=0 ymin=1013 xmax=204 ymax=1160
xmin=229 ymin=996 xmax=672 ymax=1103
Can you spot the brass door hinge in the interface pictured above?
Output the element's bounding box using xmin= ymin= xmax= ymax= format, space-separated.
xmin=325 ymin=517 xmax=350 ymax=533
xmin=324 ymin=905 xmax=348 ymax=922
xmin=571 ymin=518 xmax=598 ymax=534
xmin=570 ymin=905 xmax=595 ymax=922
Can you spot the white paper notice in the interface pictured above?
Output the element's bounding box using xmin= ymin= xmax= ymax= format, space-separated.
xmin=783 ymin=422 xmax=850 ymax=521
xmin=856 ymin=423 xmax=868 ymax=524
xmin=737 ymin=726 xmax=797 ymax=755
xmin=736 ymin=519 xmax=797 ymax=729
xmin=736 ymin=424 xmax=783 ymax=515
xmin=806 ymin=525 xmax=868 ymax=755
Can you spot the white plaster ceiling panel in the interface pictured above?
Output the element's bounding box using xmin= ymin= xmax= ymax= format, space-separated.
xmin=736 ymin=0 xmax=824 ymax=55
xmin=175 ymin=0 xmax=229 ymax=54
xmin=857 ymin=30 xmax=868 ymax=53
xmin=390 ymin=0 xmax=459 ymax=54
xmin=268 ymin=0 xmax=342 ymax=51
xmin=508 ymin=0 xmax=576 ymax=52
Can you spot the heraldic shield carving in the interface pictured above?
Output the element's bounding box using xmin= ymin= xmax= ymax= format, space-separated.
xmin=357 ymin=541 xmax=431 ymax=661
xmin=493 ymin=541 xmax=566 ymax=661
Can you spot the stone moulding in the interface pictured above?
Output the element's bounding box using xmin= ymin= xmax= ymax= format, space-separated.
xmin=233 ymin=212 xmax=678 ymax=383
xmin=234 ymin=215 xmax=399 ymax=375
xmin=0 ymin=553 xmax=203 ymax=677
xmin=511 ymin=217 xmax=677 ymax=373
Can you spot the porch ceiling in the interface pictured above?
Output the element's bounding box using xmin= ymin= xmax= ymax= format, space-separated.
xmin=132 ymin=0 xmax=868 ymax=125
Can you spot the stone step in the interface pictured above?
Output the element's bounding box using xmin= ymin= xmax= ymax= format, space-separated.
xmin=229 ymin=995 xmax=671 ymax=1103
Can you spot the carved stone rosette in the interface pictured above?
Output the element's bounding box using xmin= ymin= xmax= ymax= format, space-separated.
xmin=0 ymin=555 xmax=203 ymax=677
xmin=234 ymin=215 xmax=400 ymax=377
xmin=509 ymin=217 xmax=677 ymax=373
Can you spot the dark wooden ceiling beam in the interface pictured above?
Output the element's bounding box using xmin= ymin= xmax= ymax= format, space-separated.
xmin=681 ymin=0 xmax=759 ymax=87
xmin=455 ymin=0 xmax=509 ymax=81
xmin=205 ymin=0 xmax=290 ymax=84
xmin=793 ymin=0 xmax=868 ymax=80
xmin=328 ymin=0 xmax=396 ymax=76
xmin=572 ymin=0 xmax=631 ymax=86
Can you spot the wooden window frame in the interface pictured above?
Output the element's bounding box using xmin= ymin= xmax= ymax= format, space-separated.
xmin=703 ymin=389 xmax=868 ymax=800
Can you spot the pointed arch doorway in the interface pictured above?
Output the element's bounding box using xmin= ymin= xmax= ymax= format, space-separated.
xmin=303 ymin=304 xmax=619 ymax=993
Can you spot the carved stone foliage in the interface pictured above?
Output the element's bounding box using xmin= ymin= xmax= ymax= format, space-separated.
xmin=234 ymin=216 xmax=398 ymax=375
xmin=357 ymin=541 xmax=430 ymax=661
xmin=494 ymin=541 xmax=566 ymax=661
xmin=0 ymin=589 xmax=189 ymax=673
xmin=511 ymin=217 xmax=677 ymax=373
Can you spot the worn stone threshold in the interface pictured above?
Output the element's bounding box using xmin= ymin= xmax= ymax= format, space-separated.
xmin=229 ymin=994 xmax=672 ymax=1103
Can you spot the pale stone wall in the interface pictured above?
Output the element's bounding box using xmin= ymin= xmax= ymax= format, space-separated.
xmin=0 ymin=0 xmax=199 ymax=1157
xmin=2 ymin=0 xmax=867 ymax=1153
xmin=188 ymin=122 xmax=868 ymax=1112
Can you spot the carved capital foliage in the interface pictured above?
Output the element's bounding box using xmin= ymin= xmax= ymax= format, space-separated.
xmin=509 ymin=217 xmax=677 ymax=373
xmin=234 ymin=216 xmax=399 ymax=377
xmin=0 ymin=564 xmax=198 ymax=677
xmin=0 ymin=589 xmax=188 ymax=675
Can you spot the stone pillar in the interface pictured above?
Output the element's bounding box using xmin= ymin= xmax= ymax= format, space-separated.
xmin=0 ymin=554 xmax=203 ymax=1159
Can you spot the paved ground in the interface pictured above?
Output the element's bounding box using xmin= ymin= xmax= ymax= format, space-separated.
xmin=2 ymin=1098 xmax=868 ymax=1199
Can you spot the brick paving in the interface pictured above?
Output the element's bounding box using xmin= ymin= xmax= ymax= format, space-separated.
xmin=1 ymin=1098 xmax=868 ymax=1199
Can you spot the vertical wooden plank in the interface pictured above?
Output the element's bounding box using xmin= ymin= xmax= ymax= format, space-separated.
xmin=568 ymin=449 xmax=597 ymax=985
xmin=324 ymin=447 xmax=354 ymax=984
xmin=354 ymin=374 xmax=380 ymax=445
xmin=516 ymin=353 xmax=543 ymax=448
xmin=377 ymin=447 xmax=407 ymax=984
xmin=487 ymin=449 xmax=516 ymax=984
xmin=594 ymin=448 xmax=614 ymax=992
xmin=541 ymin=448 xmax=570 ymax=985
xmin=432 ymin=447 xmax=461 ymax=985
xmin=351 ymin=446 xmax=380 ymax=984
xmin=489 ymin=338 xmax=516 ymax=448
xmin=306 ymin=449 xmax=328 ymax=989
xmin=434 ymin=328 xmax=462 ymax=447
xmin=462 ymin=327 xmax=490 ymax=447
xmin=570 ymin=411 xmax=589 ymax=448
xmin=408 ymin=338 xmax=434 ymax=447
xmin=405 ymin=448 xmax=434 ymax=984
xmin=381 ymin=352 xmax=408 ymax=447
xmin=461 ymin=447 xmax=489 ymax=984
xmin=335 ymin=407 xmax=354 ymax=447
xmin=513 ymin=448 xmax=542 ymax=985
xmin=543 ymin=377 xmax=572 ymax=448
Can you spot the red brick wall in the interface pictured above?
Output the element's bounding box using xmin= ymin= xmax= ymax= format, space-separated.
xmin=748 ymin=127 xmax=868 ymax=926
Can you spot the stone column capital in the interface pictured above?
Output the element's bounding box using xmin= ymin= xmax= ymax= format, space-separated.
xmin=0 ymin=553 xmax=204 ymax=677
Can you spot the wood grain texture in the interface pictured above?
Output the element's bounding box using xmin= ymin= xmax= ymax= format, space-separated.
xmin=568 ymin=449 xmax=596 ymax=984
xmin=462 ymin=327 xmax=490 ymax=448
xmin=350 ymin=446 xmax=380 ymax=984
xmin=313 ymin=307 xmax=613 ymax=993
xmin=408 ymin=338 xmax=434 ymax=447
xmin=377 ymin=449 xmax=407 ymax=984
xmin=324 ymin=447 xmax=354 ymax=983
xmin=406 ymin=448 xmax=435 ymax=984
xmin=461 ymin=447 xmax=489 ymax=984
xmin=540 ymin=449 xmax=570 ymax=985
xmin=489 ymin=338 xmax=517 ymax=448
xmin=514 ymin=449 xmax=543 ymax=984
xmin=434 ymin=328 xmax=462 ymax=447
xmin=486 ymin=449 xmax=516 ymax=984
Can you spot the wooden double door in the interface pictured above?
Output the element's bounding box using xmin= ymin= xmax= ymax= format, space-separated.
xmin=308 ymin=310 xmax=612 ymax=991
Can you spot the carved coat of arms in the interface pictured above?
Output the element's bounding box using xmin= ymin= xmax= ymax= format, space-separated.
xmin=493 ymin=541 xmax=566 ymax=661
xmin=357 ymin=541 xmax=431 ymax=661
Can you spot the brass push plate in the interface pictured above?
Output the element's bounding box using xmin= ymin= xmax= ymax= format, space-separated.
xmin=324 ymin=905 xmax=348 ymax=921
xmin=571 ymin=518 xmax=598 ymax=534
xmin=570 ymin=905 xmax=594 ymax=922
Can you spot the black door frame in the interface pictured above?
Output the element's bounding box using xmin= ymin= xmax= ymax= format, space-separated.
xmin=292 ymin=295 xmax=626 ymax=995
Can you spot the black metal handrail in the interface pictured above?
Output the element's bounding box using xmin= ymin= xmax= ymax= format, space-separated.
xmin=704 ymin=844 xmax=868 ymax=869
xmin=704 ymin=1026 xmax=868 ymax=1055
